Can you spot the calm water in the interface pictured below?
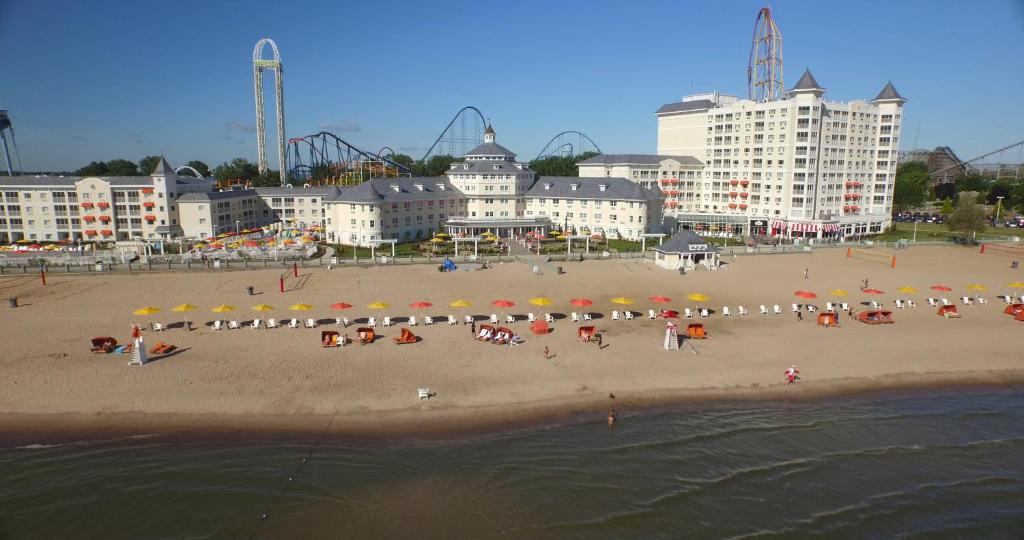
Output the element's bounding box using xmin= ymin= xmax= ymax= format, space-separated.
xmin=2 ymin=390 xmax=1023 ymax=539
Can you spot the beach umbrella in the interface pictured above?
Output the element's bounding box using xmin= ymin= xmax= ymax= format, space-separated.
xmin=965 ymin=284 xmax=987 ymax=291
xmin=610 ymin=296 xmax=634 ymax=305
xmin=830 ymin=289 xmax=849 ymax=297
xmin=569 ymin=297 xmax=593 ymax=307
xmin=529 ymin=297 xmax=552 ymax=307
xmin=171 ymin=304 xmax=197 ymax=330
xmin=492 ymin=299 xmax=515 ymax=308
xmin=862 ymin=289 xmax=885 ymax=295
xmin=211 ymin=304 xmax=235 ymax=313
xmin=449 ymin=299 xmax=471 ymax=308
xmin=133 ymin=306 xmax=161 ymax=316
xmin=289 ymin=303 xmax=314 ymax=311
xmin=898 ymin=286 xmax=918 ymax=294
xmin=367 ymin=301 xmax=391 ymax=321
xmin=409 ymin=301 xmax=433 ymax=309
xmin=649 ymin=295 xmax=672 ymax=304
xmin=1007 ymin=281 xmax=1024 ymax=289
xmin=251 ymin=303 xmax=274 ymax=312
xmin=329 ymin=302 xmax=353 ymax=310
xmin=930 ymin=285 xmax=952 ymax=292
xmin=793 ymin=291 xmax=817 ymax=299
xmin=686 ymin=293 xmax=710 ymax=302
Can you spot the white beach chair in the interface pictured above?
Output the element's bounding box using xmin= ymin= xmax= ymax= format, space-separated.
xmin=489 ymin=314 xmax=498 ymax=324
xmin=738 ymin=306 xmax=748 ymax=316
xmin=1019 ymin=294 xmax=1024 ymax=304
xmin=267 ymin=319 xmax=279 ymax=329
xmin=907 ymin=300 xmax=917 ymax=309
xmin=448 ymin=315 xmax=457 ymax=325
xmin=941 ymin=298 xmax=951 ymax=306
xmin=722 ymin=306 xmax=731 ymax=317
xmin=870 ymin=301 xmax=880 ymax=310
xmin=383 ymin=316 xmax=392 ymax=327
xmin=583 ymin=313 xmax=592 ymax=321
xmin=773 ymin=305 xmax=782 ymax=315
xmin=464 ymin=315 xmax=473 ymax=325
xmin=625 ymin=310 xmax=635 ymax=320
xmin=961 ymin=296 xmax=972 ymax=305
xmin=251 ymin=319 xmax=261 ymax=329
xmin=791 ymin=303 xmax=800 ymax=313
xmin=612 ymin=310 xmax=619 ymax=320
xmin=1001 ymin=295 xmax=1013 ymax=304
xmin=506 ymin=314 xmax=515 ymax=324
xmin=528 ymin=313 xmax=536 ymax=322
xmin=424 ymin=316 xmax=434 ymax=326
xmin=976 ymin=296 xmax=987 ymax=305
xmin=841 ymin=303 xmax=849 ymax=311
xmin=368 ymin=317 xmax=376 ymax=327
xmin=409 ymin=316 xmax=418 ymax=326
xmin=212 ymin=320 xmax=223 ymax=331
xmin=151 ymin=322 xmax=164 ymax=332
xmin=700 ymin=308 xmax=709 ymax=318
xmin=894 ymin=299 xmax=904 ymax=309
xmin=826 ymin=302 xmax=834 ymax=312
xmin=418 ymin=388 xmax=431 ymax=400
xmin=571 ymin=312 xmax=579 ymax=323
xmin=342 ymin=317 xmax=350 ymax=327
xmin=807 ymin=305 xmax=817 ymax=313
xmin=229 ymin=320 xmax=240 ymax=330
xmin=335 ymin=317 xmax=343 ymax=326
xmin=648 ymin=309 xmax=656 ymax=320
xmin=927 ymin=298 xmax=937 ymax=307
xmin=759 ymin=305 xmax=768 ymax=315
xmin=305 ymin=318 xmax=316 ymax=328
xmin=683 ymin=308 xmax=693 ymax=319
xmin=545 ymin=313 xmax=555 ymax=323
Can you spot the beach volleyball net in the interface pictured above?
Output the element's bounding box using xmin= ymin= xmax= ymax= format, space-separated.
xmin=847 ymin=247 xmax=896 ymax=268
xmin=980 ymin=243 xmax=1024 ymax=256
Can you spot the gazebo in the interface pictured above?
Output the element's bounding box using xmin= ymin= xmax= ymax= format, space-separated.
xmin=653 ymin=230 xmax=719 ymax=270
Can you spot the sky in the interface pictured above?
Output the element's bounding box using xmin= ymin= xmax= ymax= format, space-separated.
xmin=1 ymin=0 xmax=1023 ymax=173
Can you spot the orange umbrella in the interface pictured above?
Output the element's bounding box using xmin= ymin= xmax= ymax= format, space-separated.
xmin=409 ymin=301 xmax=433 ymax=309
xmin=569 ymin=297 xmax=593 ymax=307
xmin=794 ymin=290 xmax=817 ymax=299
xmin=863 ymin=288 xmax=885 ymax=295
xmin=330 ymin=302 xmax=353 ymax=310
xmin=492 ymin=299 xmax=515 ymax=308
xmin=930 ymin=285 xmax=952 ymax=292
xmin=649 ymin=295 xmax=672 ymax=304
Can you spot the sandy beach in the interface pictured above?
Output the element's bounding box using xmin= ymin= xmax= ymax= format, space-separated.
xmin=1 ymin=244 xmax=1022 ymax=437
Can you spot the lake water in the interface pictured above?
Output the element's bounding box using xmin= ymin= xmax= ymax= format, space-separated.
xmin=2 ymin=389 xmax=1023 ymax=539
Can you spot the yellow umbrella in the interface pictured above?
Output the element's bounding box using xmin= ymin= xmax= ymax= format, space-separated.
xmin=529 ymin=297 xmax=553 ymax=306
xmin=171 ymin=304 xmax=197 ymax=330
xmin=366 ymin=301 xmax=390 ymax=310
xmin=429 ymin=238 xmax=445 ymax=243
xmin=449 ymin=299 xmax=471 ymax=308
xmin=251 ymin=303 xmax=274 ymax=312
xmin=211 ymin=304 xmax=235 ymax=313
xmin=133 ymin=306 xmax=161 ymax=315
xmin=965 ymin=284 xmax=986 ymax=291
xmin=610 ymin=296 xmax=635 ymax=305
xmin=1007 ymin=281 xmax=1024 ymax=289
xmin=289 ymin=303 xmax=314 ymax=311
xmin=898 ymin=286 xmax=918 ymax=294
xmin=830 ymin=289 xmax=849 ymax=297
xmin=687 ymin=293 xmax=710 ymax=302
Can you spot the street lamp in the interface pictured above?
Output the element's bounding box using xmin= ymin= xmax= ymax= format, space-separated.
xmin=995 ymin=196 xmax=1005 ymax=224
xmin=235 ymin=220 xmax=240 ymax=236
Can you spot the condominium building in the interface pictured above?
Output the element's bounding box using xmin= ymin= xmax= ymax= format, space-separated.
xmin=654 ymin=70 xmax=906 ymax=239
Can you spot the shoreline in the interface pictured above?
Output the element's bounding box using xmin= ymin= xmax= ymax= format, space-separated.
xmin=4 ymin=368 xmax=1022 ymax=445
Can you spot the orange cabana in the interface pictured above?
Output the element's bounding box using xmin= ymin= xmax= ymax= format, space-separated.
xmin=474 ymin=323 xmax=496 ymax=341
xmin=937 ymin=305 xmax=961 ymax=318
xmin=492 ymin=327 xmax=513 ymax=344
xmin=686 ymin=323 xmax=707 ymax=339
xmin=817 ymin=312 xmax=839 ymax=327
xmin=357 ymin=327 xmax=375 ymax=344
xmin=1004 ymin=303 xmax=1024 ymax=317
xmin=393 ymin=327 xmax=418 ymax=344
xmin=148 ymin=341 xmax=175 ymax=354
xmin=531 ymin=320 xmax=549 ymax=336
xmin=578 ymin=325 xmax=597 ymax=342
xmin=321 ymin=330 xmax=340 ymax=347
xmin=90 ymin=337 xmax=117 ymax=353
xmin=858 ymin=310 xmax=894 ymax=324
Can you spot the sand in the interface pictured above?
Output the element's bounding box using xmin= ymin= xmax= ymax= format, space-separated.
xmin=1 ymin=244 xmax=1022 ymax=438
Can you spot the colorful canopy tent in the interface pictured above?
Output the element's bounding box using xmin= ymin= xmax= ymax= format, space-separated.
xmin=357 ymin=327 xmax=375 ymax=344
xmin=578 ymin=326 xmax=597 ymax=342
xmin=937 ymin=305 xmax=961 ymax=318
xmin=393 ymin=328 xmax=418 ymax=344
xmin=858 ymin=310 xmax=894 ymax=324
xmin=686 ymin=323 xmax=707 ymax=339
xmin=321 ymin=331 xmax=340 ymax=348
xmin=817 ymin=312 xmax=839 ymax=327
xmin=531 ymin=320 xmax=550 ymax=335
xmin=1004 ymin=304 xmax=1024 ymax=317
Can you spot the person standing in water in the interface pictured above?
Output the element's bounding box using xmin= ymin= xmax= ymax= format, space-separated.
xmin=785 ymin=365 xmax=800 ymax=385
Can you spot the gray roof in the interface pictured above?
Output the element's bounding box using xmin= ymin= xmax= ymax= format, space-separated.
xmin=446 ymin=159 xmax=531 ymax=174
xmin=152 ymin=156 xmax=174 ymax=176
xmin=788 ymin=69 xmax=825 ymax=92
xmin=577 ymin=154 xmax=704 ymax=167
xmin=527 ymin=176 xmax=663 ymax=202
xmin=328 ymin=177 xmax=461 ymax=204
xmin=255 ymin=186 xmax=342 ymax=198
xmin=655 ymin=99 xmax=716 ymax=115
xmin=464 ymin=141 xmax=517 ymax=158
xmin=176 ymin=189 xmax=258 ymax=202
xmin=0 ymin=175 xmax=154 ymax=187
xmin=654 ymin=230 xmax=719 ymax=254
xmin=872 ymin=81 xmax=906 ymax=102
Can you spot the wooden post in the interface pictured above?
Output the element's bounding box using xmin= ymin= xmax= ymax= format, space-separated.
xmin=293 ymin=262 xmax=298 ymax=277
xmin=846 ymin=247 xmax=852 ymax=257
xmin=279 ymin=276 xmax=285 ymax=293
xmin=40 ymin=267 xmax=46 ymax=286
xmin=891 ymin=256 xmax=896 ymax=269
xmin=979 ymin=243 xmax=986 ymax=254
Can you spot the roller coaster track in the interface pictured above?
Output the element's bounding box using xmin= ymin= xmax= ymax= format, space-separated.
xmin=534 ymin=131 xmax=602 ymax=160
xmin=287 ymin=132 xmax=412 ymax=184
xmin=420 ymin=106 xmax=487 ymax=162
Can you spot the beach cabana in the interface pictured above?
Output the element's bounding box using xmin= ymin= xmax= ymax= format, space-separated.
xmin=321 ymin=330 xmax=340 ymax=347
xmin=357 ymin=327 xmax=375 ymax=344
xmin=857 ymin=310 xmax=894 ymax=324
xmin=90 ymin=337 xmax=117 ymax=353
xmin=652 ymin=230 xmax=719 ymax=270
xmin=531 ymin=320 xmax=549 ymax=336
xmin=475 ymin=324 xmax=496 ymax=341
xmin=1004 ymin=304 xmax=1024 ymax=317
xmin=393 ymin=328 xmax=418 ymax=345
xmin=578 ymin=326 xmax=597 ymax=342
xmin=816 ymin=312 xmax=839 ymax=327
xmin=493 ymin=327 xmax=513 ymax=344
xmin=686 ymin=323 xmax=707 ymax=339
xmin=937 ymin=305 xmax=960 ymax=318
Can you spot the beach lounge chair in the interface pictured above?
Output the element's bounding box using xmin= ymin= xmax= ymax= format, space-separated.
xmin=321 ymin=330 xmax=340 ymax=348
xmin=738 ymin=306 xmax=748 ymax=316
xmin=506 ymin=314 xmax=515 ymax=324
xmin=907 ymin=300 xmax=917 ymax=309
xmin=976 ymin=296 xmax=987 ymax=305
xmin=528 ymin=313 xmax=537 ymax=322
xmin=418 ymin=388 xmax=431 ymax=400
xmin=612 ymin=310 xmax=620 ymax=320
xmin=583 ymin=313 xmax=592 ymax=321
xmin=424 ymin=316 xmax=434 ymax=325
xmin=305 ymin=318 xmax=316 ymax=329
xmin=941 ymin=298 xmax=951 ymax=306
xmin=870 ymin=301 xmax=880 ymax=310
xmin=571 ymin=312 xmax=579 ymax=323
xmin=151 ymin=322 xmax=164 ymax=332
xmin=90 ymin=337 xmax=117 ymax=354
xmin=212 ymin=320 xmax=223 ymax=331
xmin=149 ymin=341 xmax=175 ymax=354
xmin=700 ymin=308 xmax=709 ymax=318
xmin=826 ymin=302 xmax=834 ymax=312
xmin=648 ymin=309 xmax=657 ymax=320
xmin=383 ymin=316 xmax=392 ymax=327
xmin=894 ymin=300 xmax=904 ymax=309
xmin=267 ymin=319 xmax=279 ymax=329
xmin=759 ymin=305 xmax=768 ymax=315
xmin=368 ymin=317 xmax=376 ymax=327
xmin=251 ymin=319 xmax=261 ymax=329
xmin=841 ymin=303 xmax=850 ymax=311
xmin=807 ymin=305 xmax=817 ymax=313
xmin=545 ymin=313 xmax=555 ymax=323
xmin=791 ymin=303 xmax=800 ymax=313
xmin=961 ymin=296 xmax=972 ymax=305
xmin=490 ymin=314 xmax=498 ymax=324
xmin=1001 ymin=295 xmax=1013 ymax=304
xmin=722 ymin=307 xmax=731 ymax=317
xmin=335 ymin=317 xmax=343 ymax=326
xmin=625 ymin=310 xmax=635 ymax=320
xmin=409 ymin=316 xmax=417 ymax=326
xmin=448 ymin=315 xmax=457 ymax=325
xmin=229 ymin=320 xmax=240 ymax=330
xmin=927 ymin=298 xmax=937 ymax=307
xmin=342 ymin=317 xmax=350 ymax=327
xmin=683 ymin=308 xmax=693 ymax=319
xmin=773 ymin=304 xmax=782 ymax=315
xmin=288 ymin=319 xmax=300 ymax=329
xmin=464 ymin=315 xmax=473 ymax=325
xmin=393 ymin=327 xmax=418 ymax=345
xmin=357 ymin=327 xmax=375 ymax=344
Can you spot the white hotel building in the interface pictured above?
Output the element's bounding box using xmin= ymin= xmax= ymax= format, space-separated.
xmin=643 ymin=70 xmax=905 ymax=239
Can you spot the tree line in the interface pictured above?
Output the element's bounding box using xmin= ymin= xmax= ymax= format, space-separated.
xmin=894 ymin=161 xmax=1024 ymax=215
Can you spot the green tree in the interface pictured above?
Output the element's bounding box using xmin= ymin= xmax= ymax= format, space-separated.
xmin=388 ymin=153 xmax=414 ymax=168
xmin=74 ymin=161 xmax=109 ymax=176
xmin=138 ymin=155 xmax=161 ymax=175
xmin=185 ymin=160 xmax=211 ymax=177
xmin=528 ymin=151 xmax=601 ymax=177
xmin=955 ymin=173 xmax=990 ymax=196
xmin=213 ymin=158 xmax=259 ymax=182
xmin=947 ymin=191 xmax=987 ymax=240
xmin=892 ymin=162 xmax=928 ymax=212
xmin=1012 ymin=181 xmax=1024 ymax=215
xmin=249 ymin=170 xmax=282 ymax=187
xmin=413 ymin=154 xmax=460 ymax=177
xmin=105 ymin=159 xmax=139 ymax=176
xmin=933 ymin=182 xmax=957 ymax=201
xmin=940 ymin=199 xmax=954 ymax=215
xmin=985 ymin=180 xmax=1013 ymax=207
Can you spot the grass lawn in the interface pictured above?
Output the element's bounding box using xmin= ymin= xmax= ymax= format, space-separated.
xmin=330 ymin=241 xmax=423 ymax=259
xmin=874 ymin=222 xmax=959 ymax=242
xmin=606 ymin=239 xmax=642 ymax=252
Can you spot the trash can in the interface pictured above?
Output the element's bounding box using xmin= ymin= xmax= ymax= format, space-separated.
xmin=8 ymin=297 xmax=17 ymax=308
xmin=246 ymin=286 xmax=254 ymax=296
xmin=330 ymin=256 xmax=338 ymax=265
xmin=94 ymin=262 xmax=104 ymax=272
xmin=557 ymin=266 xmax=564 ymax=275
xmin=213 ymin=260 xmax=222 ymax=269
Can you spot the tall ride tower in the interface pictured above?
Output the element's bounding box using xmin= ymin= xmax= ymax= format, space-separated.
xmin=747 ymin=7 xmax=784 ymax=102
xmin=0 ymin=109 xmax=22 ymax=176
xmin=253 ymin=38 xmax=287 ymax=186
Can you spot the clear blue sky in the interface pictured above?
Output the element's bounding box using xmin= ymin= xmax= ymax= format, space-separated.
xmin=2 ymin=0 xmax=1023 ymax=172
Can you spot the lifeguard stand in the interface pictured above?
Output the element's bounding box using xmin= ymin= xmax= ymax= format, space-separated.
xmin=664 ymin=322 xmax=678 ymax=350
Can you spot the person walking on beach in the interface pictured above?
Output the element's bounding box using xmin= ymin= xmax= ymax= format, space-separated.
xmin=607 ymin=409 xmax=617 ymax=427
xmin=796 ymin=310 xmax=803 ymax=321
xmin=544 ymin=345 xmax=550 ymax=360
xmin=785 ymin=365 xmax=800 ymax=385
xmin=470 ymin=320 xmax=476 ymax=335
xmin=596 ymin=333 xmax=603 ymax=348
xmin=804 ymin=268 xmax=809 ymax=279
xmin=862 ymin=278 xmax=869 ymax=290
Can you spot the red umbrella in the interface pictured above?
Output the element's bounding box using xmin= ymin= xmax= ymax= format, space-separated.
xmin=569 ymin=297 xmax=593 ymax=307
xmin=330 ymin=302 xmax=353 ymax=310
xmin=491 ymin=299 xmax=515 ymax=308
xmin=863 ymin=288 xmax=885 ymax=295
xmin=930 ymin=285 xmax=952 ymax=292
xmin=409 ymin=301 xmax=433 ymax=309
xmin=649 ymin=296 xmax=672 ymax=304
xmin=794 ymin=290 xmax=818 ymax=299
